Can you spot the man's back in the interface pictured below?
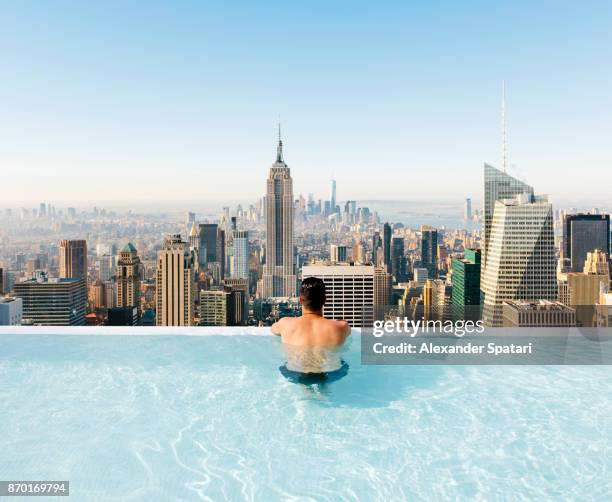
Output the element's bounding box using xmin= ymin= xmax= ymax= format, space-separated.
xmin=272 ymin=314 xmax=350 ymax=348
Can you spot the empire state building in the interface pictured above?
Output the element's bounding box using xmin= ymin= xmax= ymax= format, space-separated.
xmin=261 ymin=129 xmax=296 ymax=298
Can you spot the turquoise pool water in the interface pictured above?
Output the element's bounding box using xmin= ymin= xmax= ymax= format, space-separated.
xmin=1 ymin=333 xmax=611 ymax=501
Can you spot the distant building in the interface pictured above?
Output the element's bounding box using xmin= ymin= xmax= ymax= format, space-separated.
xmin=329 ymin=245 xmax=348 ymax=263
xmin=374 ymin=267 xmax=393 ymax=319
xmin=199 ymin=289 xmax=230 ymax=326
xmin=383 ymin=223 xmax=392 ymax=273
xmin=483 ymin=164 xmax=534 ymax=268
xmin=14 ymin=275 xmax=86 ymax=326
xmin=224 ymin=278 xmax=249 ymax=326
xmin=563 ymin=214 xmax=610 ymax=272
xmin=391 ymin=237 xmax=407 ymax=282
xmin=231 ymin=230 xmax=249 ymax=281
xmin=451 ymin=249 xmax=481 ymax=320
xmin=482 ymin=194 xmax=557 ymax=326
xmin=155 ymin=235 xmax=195 ymax=326
xmin=464 ymin=198 xmax=472 ymax=220
xmin=302 ymin=263 xmax=377 ymax=327
xmin=261 ymin=130 xmax=296 ymax=298
xmin=413 ymin=267 xmax=429 ymax=286
xmin=0 ymin=297 xmax=22 ymax=325
xmin=59 ymin=239 xmax=87 ymax=280
xmin=420 ymin=225 xmax=438 ymax=279
xmin=98 ymin=254 xmax=114 ymax=282
xmin=107 ymin=306 xmax=138 ymax=326
xmin=198 ymin=223 xmax=218 ymax=265
xmin=503 ymin=300 xmax=576 ymax=327
xmin=583 ymin=249 xmax=610 ymax=276
xmin=116 ymin=243 xmax=142 ymax=310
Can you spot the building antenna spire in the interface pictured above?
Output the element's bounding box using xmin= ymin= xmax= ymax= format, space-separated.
xmin=501 ymin=80 xmax=507 ymax=173
xmin=276 ymin=117 xmax=283 ymax=163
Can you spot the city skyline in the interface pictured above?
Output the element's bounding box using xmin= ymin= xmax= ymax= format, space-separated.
xmin=1 ymin=1 xmax=611 ymax=203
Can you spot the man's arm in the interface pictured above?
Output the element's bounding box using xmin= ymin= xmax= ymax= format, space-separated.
xmin=271 ymin=317 xmax=286 ymax=336
xmin=336 ymin=320 xmax=351 ymax=341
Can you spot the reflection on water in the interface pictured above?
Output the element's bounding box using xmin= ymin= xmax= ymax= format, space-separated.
xmin=282 ymin=343 xmax=344 ymax=373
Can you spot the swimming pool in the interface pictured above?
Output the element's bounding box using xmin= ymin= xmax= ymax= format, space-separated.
xmin=1 ymin=330 xmax=611 ymax=500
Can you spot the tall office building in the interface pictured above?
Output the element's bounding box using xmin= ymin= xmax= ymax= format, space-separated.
xmin=330 ymin=245 xmax=348 ymax=263
xmin=200 ymin=281 xmax=248 ymax=326
xmin=372 ymin=231 xmax=381 ymax=264
xmin=563 ymin=214 xmax=610 ymax=272
xmin=330 ymin=178 xmax=337 ymax=213
xmin=374 ymin=266 xmax=392 ymax=320
xmin=155 ymin=235 xmax=195 ymax=326
xmin=224 ymin=278 xmax=249 ymax=325
xmin=584 ymin=249 xmax=610 ymax=276
xmin=14 ymin=275 xmax=86 ymax=326
xmin=483 ymin=164 xmax=533 ymax=266
xmin=59 ymin=239 xmax=87 ymax=280
xmin=0 ymin=267 xmax=3 ymax=294
xmin=198 ymin=223 xmax=218 ymax=265
xmin=420 ymin=225 xmax=438 ymax=279
xmin=302 ymin=264 xmax=377 ymax=327
xmin=391 ymin=237 xmax=407 ymax=282
xmin=482 ymin=193 xmax=557 ymax=326
xmin=98 ymin=254 xmax=114 ymax=282
xmin=189 ymin=222 xmax=200 ymax=251
xmin=261 ymin=130 xmax=296 ymax=298
xmin=231 ymin=230 xmax=249 ymax=280
xmin=199 ymin=289 xmax=230 ymax=326
xmin=451 ymin=249 xmax=481 ymax=320
xmin=383 ymin=223 xmax=392 ymax=273
xmin=116 ymin=243 xmax=142 ymax=310
xmin=464 ymin=198 xmax=472 ymax=220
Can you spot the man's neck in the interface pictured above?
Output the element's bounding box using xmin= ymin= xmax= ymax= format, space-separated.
xmin=302 ymin=309 xmax=323 ymax=317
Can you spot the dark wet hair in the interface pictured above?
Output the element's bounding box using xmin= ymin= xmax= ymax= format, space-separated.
xmin=300 ymin=277 xmax=326 ymax=311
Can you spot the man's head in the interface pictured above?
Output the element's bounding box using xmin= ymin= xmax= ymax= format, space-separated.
xmin=300 ymin=277 xmax=326 ymax=312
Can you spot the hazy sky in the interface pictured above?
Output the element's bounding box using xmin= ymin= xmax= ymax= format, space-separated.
xmin=1 ymin=1 xmax=611 ymax=205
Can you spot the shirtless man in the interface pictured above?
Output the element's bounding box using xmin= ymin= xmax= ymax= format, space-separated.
xmin=271 ymin=277 xmax=350 ymax=347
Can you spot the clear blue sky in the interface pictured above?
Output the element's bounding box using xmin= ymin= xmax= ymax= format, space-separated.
xmin=1 ymin=1 xmax=610 ymax=205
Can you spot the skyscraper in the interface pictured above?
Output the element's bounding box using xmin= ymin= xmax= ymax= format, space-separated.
xmin=59 ymin=239 xmax=87 ymax=280
xmin=482 ymin=193 xmax=557 ymax=326
xmin=231 ymin=230 xmax=249 ymax=281
xmin=330 ymin=178 xmax=337 ymax=213
xmin=563 ymin=214 xmax=610 ymax=272
xmin=420 ymin=225 xmax=438 ymax=279
xmin=383 ymin=223 xmax=392 ymax=273
xmin=155 ymin=235 xmax=195 ymax=326
xmin=330 ymin=245 xmax=348 ymax=263
xmin=14 ymin=275 xmax=86 ymax=326
xmin=261 ymin=129 xmax=296 ymax=298
xmin=98 ymin=254 xmax=115 ymax=283
xmin=391 ymin=237 xmax=407 ymax=282
xmin=464 ymin=198 xmax=472 ymax=220
xmin=451 ymin=249 xmax=481 ymax=320
xmin=483 ymin=164 xmax=533 ymax=266
xmin=198 ymin=223 xmax=218 ymax=265
xmin=116 ymin=243 xmax=142 ymax=310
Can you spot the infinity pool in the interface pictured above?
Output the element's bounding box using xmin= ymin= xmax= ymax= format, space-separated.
xmin=1 ymin=332 xmax=611 ymax=500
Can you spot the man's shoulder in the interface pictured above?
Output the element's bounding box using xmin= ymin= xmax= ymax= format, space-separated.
xmin=277 ymin=316 xmax=298 ymax=327
xmin=320 ymin=317 xmax=349 ymax=333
